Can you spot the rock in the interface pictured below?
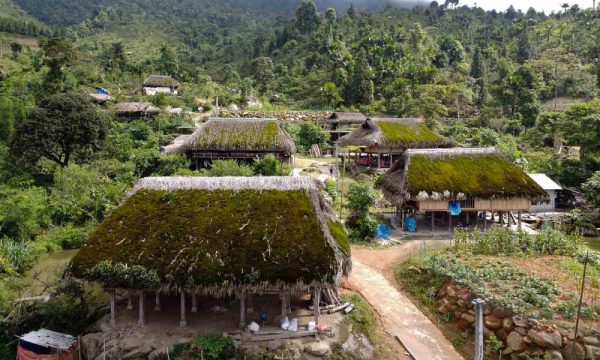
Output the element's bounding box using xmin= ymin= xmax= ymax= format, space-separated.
xmin=496 ymin=328 xmax=508 ymax=342
xmin=95 ymin=347 xmax=120 ymax=360
xmin=545 ymin=350 xmax=564 ymax=360
xmin=81 ymin=333 xmax=104 ymax=360
xmin=455 ymin=318 xmax=470 ymax=331
xmin=528 ymin=329 xmax=562 ymax=349
xmin=123 ymin=342 xmax=155 ymax=359
xmin=503 ymin=317 xmax=514 ymax=332
xmin=583 ymin=337 xmax=600 ymax=346
xmin=437 ymin=286 xmax=448 ymax=298
xmin=528 ymin=319 xmax=542 ymax=328
xmin=513 ymin=316 xmax=527 ymax=328
xmin=342 ymin=333 xmax=374 ymax=360
xmin=585 ymin=345 xmax=600 ymax=359
xmin=492 ymin=307 xmax=513 ymax=318
xmin=461 ymin=313 xmax=475 ymax=323
xmin=446 ymin=286 xmax=456 ymax=297
xmin=515 ymin=327 xmax=528 ymax=336
xmin=119 ymin=337 xmax=145 ymax=352
xmin=99 ymin=322 xmax=114 ymax=333
xmin=149 ymin=349 xmax=167 ymax=360
xmin=507 ymin=332 xmax=528 ymax=352
xmin=485 ymin=315 xmax=502 ymax=329
xmin=305 ymin=342 xmax=331 ymax=357
xmin=175 ymin=337 xmax=192 ymax=345
xmin=562 ymin=342 xmax=586 ymax=360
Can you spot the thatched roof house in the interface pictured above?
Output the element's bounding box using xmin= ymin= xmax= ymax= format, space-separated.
xmin=325 ymin=112 xmax=367 ymax=142
xmin=378 ymin=148 xmax=546 ymax=214
xmin=115 ymin=102 xmax=161 ymax=121
xmin=71 ymin=176 xmax=349 ymax=293
xmin=165 ymin=118 xmax=297 ymax=167
xmin=143 ymin=75 xmax=180 ymax=95
xmin=338 ymin=117 xmax=452 ymax=151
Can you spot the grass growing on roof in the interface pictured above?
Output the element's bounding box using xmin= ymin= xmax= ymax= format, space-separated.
xmin=406 ymin=153 xmax=545 ymax=198
xmin=376 ymin=121 xmax=445 ymax=145
xmin=327 ymin=220 xmax=350 ymax=256
xmin=70 ymin=189 xmax=339 ymax=287
xmin=193 ymin=120 xmax=290 ymax=151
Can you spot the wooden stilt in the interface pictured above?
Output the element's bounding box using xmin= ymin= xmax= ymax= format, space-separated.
xmin=180 ymin=290 xmax=187 ymax=327
xmin=449 ymin=212 xmax=452 ymax=233
xmin=281 ymin=292 xmax=287 ymax=319
xmin=432 ymin=212 xmax=435 ymax=231
xmin=466 ymin=211 xmax=470 ymax=225
xmin=313 ymin=287 xmax=321 ymax=324
xmin=484 ymin=211 xmax=488 ymax=230
xmin=287 ymin=293 xmax=292 ymax=315
xmin=518 ymin=211 xmax=522 ymax=231
xmin=191 ymin=292 xmax=198 ymax=313
xmin=127 ymin=290 xmax=133 ymax=310
xmin=377 ymin=149 xmax=381 ymax=168
xmin=247 ymin=294 xmax=254 ymax=314
xmin=154 ymin=292 xmax=160 ymax=312
xmin=138 ymin=291 xmax=145 ymax=326
xmin=110 ymin=289 xmax=116 ymax=327
xmin=239 ymin=292 xmax=247 ymax=329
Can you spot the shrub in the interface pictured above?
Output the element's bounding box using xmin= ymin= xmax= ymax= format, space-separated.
xmin=199 ymin=160 xmax=254 ymax=177
xmin=582 ymin=171 xmax=600 ymax=206
xmin=324 ymin=179 xmax=337 ymax=200
xmin=194 ymin=333 xmax=235 ymax=360
xmin=153 ymin=155 xmax=191 ymax=176
xmin=294 ymin=121 xmax=330 ymax=152
xmin=0 ymin=237 xmax=36 ymax=274
xmin=252 ymin=154 xmax=291 ymax=176
xmin=85 ymin=261 xmax=160 ymax=289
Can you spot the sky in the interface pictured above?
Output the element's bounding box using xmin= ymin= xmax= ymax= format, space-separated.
xmin=457 ymin=0 xmax=591 ymax=13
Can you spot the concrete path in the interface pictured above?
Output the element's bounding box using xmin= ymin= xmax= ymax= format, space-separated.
xmin=349 ymin=243 xmax=464 ymax=360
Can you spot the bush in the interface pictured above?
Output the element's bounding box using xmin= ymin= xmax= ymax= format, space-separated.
xmin=34 ymin=223 xmax=95 ymax=251
xmin=324 ymin=179 xmax=337 ymax=200
xmin=0 ymin=237 xmax=36 ymax=274
xmin=85 ymin=261 xmax=160 ymax=289
xmin=294 ymin=121 xmax=330 ymax=152
xmin=194 ymin=333 xmax=235 ymax=360
xmin=252 ymin=154 xmax=291 ymax=176
xmin=582 ymin=171 xmax=600 ymax=207
xmin=199 ymin=160 xmax=254 ymax=177
xmin=153 ymin=155 xmax=191 ymax=176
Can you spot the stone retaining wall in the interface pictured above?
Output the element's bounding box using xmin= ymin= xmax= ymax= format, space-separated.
xmin=221 ymin=110 xmax=330 ymax=124
xmin=436 ymin=282 xmax=600 ymax=360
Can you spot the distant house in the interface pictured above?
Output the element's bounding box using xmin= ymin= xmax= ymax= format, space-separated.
xmin=164 ymin=117 xmax=297 ymax=168
xmin=90 ymin=86 xmax=113 ymax=104
xmin=142 ymin=75 xmax=180 ymax=96
xmin=69 ymin=176 xmax=350 ymax=329
xmin=338 ymin=117 xmax=453 ymax=168
xmin=378 ymin=148 xmax=547 ymax=232
xmin=114 ymin=102 xmax=161 ymax=121
xmin=528 ymin=173 xmax=562 ymax=213
xmin=324 ymin=112 xmax=366 ymax=142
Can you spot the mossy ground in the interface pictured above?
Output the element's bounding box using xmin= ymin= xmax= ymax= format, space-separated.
xmin=71 ymin=189 xmax=342 ymax=287
xmin=406 ymin=154 xmax=546 ymax=198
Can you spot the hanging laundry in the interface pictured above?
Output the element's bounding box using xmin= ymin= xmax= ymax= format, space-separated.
xmin=448 ymin=200 xmax=461 ymax=216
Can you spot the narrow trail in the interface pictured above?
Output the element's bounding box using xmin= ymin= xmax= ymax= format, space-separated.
xmin=348 ymin=241 xmax=464 ymax=360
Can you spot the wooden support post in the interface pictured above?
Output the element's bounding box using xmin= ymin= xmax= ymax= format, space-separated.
xmin=449 ymin=213 xmax=452 ymax=233
xmin=377 ymin=149 xmax=381 ymax=168
xmin=281 ymin=292 xmax=287 ymax=319
xmin=239 ymin=292 xmax=247 ymax=329
xmin=247 ymin=294 xmax=254 ymax=314
xmin=191 ymin=292 xmax=198 ymax=313
xmin=484 ymin=211 xmax=488 ymax=230
xmin=180 ymin=290 xmax=187 ymax=327
xmin=127 ymin=290 xmax=133 ymax=310
xmin=286 ymin=293 xmax=292 ymax=315
xmin=154 ymin=292 xmax=160 ymax=312
xmin=138 ymin=291 xmax=145 ymax=326
xmin=401 ymin=209 xmax=405 ymax=231
xmin=466 ymin=211 xmax=470 ymax=225
xmin=432 ymin=212 xmax=435 ymax=231
xmin=110 ymin=289 xmax=116 ymax=327
xmin=313 ymin=287 xmax=321 ymax=324
xmin=518 ymin=211 xmax=522 ymax=231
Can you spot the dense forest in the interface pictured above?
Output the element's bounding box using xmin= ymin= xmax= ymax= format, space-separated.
xmin=1 ymin=0 xmax=600 ymax=356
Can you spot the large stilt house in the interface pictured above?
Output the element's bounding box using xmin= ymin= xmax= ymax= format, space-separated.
xmin=337 ymin=118 xmax=453 ymax=168
xmin=164 ymin=118 xmax=297 ymax=168
xmin=377 ymin=148 xmax=547 ymax=232
xmin=69 ymin=176 xmax=350 ymax=329
xmin=324 ymin=112 xmax=366 ymax=142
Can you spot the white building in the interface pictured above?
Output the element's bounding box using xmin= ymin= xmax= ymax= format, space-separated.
xmin=528 ymin=173 xmax=562 ymax=213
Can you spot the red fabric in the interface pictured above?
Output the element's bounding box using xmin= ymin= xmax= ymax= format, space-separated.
xmin=17 ymin=346 xmax=75 ymax=360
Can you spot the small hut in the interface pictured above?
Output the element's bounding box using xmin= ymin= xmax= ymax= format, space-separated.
xmin=377 ymin=148 xmax=546 ymax=232
xmin=142 ymin=75 xmax=180 ymax=96
xmin=528 ymin=173 xmax=562 ymax=213
xmin=164 ymin=118 xmax=297 ymax=168
xmin=324 ymin=112 xmax=366 ymax=142
xmin=17 ymin=329 xmax=77 ymax=359
xmin=337 ymin=118 xmax=453 ymax=168
xmin=114 ymin=102 xmax=161 ymax=121
xmin=69 ymin=176 xmax=350 ymax=330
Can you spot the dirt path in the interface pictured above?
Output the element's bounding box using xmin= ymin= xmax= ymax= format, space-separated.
xmin=348 ymin=242 xmax=464 ymax=360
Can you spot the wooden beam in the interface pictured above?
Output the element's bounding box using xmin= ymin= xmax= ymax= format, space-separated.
xmin=110 ymin=289 xmax=116 ymax=327
xmin=138 ymin=291 xmax=145 ymax=326
xmin=518 ymin=211 xmax=522 ymax=231
xmin=239 ymin=292 xmax=247 ymax=330
xmin=127 ymin=290 xmax=133 ymax=310
xmin=313 ymin=287 xmax=321 ymax=324
xmin=180 ymin=290 xmax=187 ymax=327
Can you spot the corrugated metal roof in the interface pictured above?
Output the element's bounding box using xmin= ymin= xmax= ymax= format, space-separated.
xmin=528 ymin=173 xmax=562 ymax=190
xmin=20 ymin=329 xmax=76 ymax=350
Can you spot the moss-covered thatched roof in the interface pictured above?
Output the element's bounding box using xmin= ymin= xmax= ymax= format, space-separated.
xmin=337 ymin=118 xmax=453 ymax=149
xmin=325 ymin=112 xmax=366 ymax=125
xmin=114 ymin=102 xmax=160 ymax=114
xmin=378 ymin=148 xmax=547 ymax=202
xmin=143 ymin=75 xmax=180 ymax=88
xmin=165 ymin=118 xmax=296 ymax=155
xmin=70 ymin=177 xmax=350 ymax=295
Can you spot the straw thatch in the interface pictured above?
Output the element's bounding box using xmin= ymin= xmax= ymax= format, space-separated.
xmin=114 ymin=102 xmax=161 ymax=115
xmin=143 ymin=75 xmax=180 ymax=88
xmin=325 ymin=112 xmax=366 ymax=125
xmin=165 ymin=118 xmax=297 ymax=155
xmin=69 ymin=176 xmax=350 ymax=296
xmin=337 ymin=118 xmax=453 ymax=149
xmin=90 ymin=93 xmax=113 ymax=103
xmin=378 ymin=148 xmax=547 ymax=203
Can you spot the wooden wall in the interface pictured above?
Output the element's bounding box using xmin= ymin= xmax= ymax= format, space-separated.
xmin=418 ymin=198 xmax=531 ymax=212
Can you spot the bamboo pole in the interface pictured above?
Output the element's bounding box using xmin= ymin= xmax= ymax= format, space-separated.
xmin=239 ymin=292 xmax=247 ymax=329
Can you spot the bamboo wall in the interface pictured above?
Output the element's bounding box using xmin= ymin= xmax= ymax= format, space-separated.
xmin=418 ymin=198 xmax=531 ymax=211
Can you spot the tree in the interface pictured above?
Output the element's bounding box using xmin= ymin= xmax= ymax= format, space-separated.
xmin=347 ymin=5 xmax=355 ymax=18
xmin=321 ymin=82 xmax=342 ymax=107
xmin=516 ymin=29 xmax=531 ymax=64
xmin=295 ymin=0 xmax=319 ymax=34
xmin=347 ymin=55 xmax=374 ymax=105
xmin=295 ymin=121 xmax=330 ymax=151
xmin=251 ymin=57 xmax=274 ymax=94
xmin=252 ymin=155 xmax=291 ymax=176
xmin=471 ymin=47 xmax=487 ymax=108
xmin=158 ymin=46 xmax=178 ymax=76
xmin=582 ymin=171 xmax=600 ymax=206
xmin=11 ymin=93 xmax=107 ymax=168
xmin=325 ymin=8 xmax=337 ymax=26
xmin=41 ymin=38 xmax=77 ymax=90
xmin=345 ymin=182 xmax=378 ymax=241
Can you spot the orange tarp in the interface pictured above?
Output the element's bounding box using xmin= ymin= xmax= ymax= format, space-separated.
xmin=17 ymin=346 xmax=74 ymax=360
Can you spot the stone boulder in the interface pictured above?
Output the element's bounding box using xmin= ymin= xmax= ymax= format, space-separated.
xmin=562 ymin=342 xmax=586 ymax=360
xmin=305 ymin=341 xmax=331 ymax=357
xmin=507 ymin=331 xmax=528 ymax=352
xmin=484 ymin=315 xmax=501 ymax=329
xmin=528 ymin=329 xmax=562 ymax=349
xmin=545 ymin=349 xmax=564 ymax=360
xmin=585 ymin=345 xmax=600 ymax=359
xmin=342 ymin=333 xmax=374 ymax=360
xmin=81 ymin=332 xmax=104 ymax=360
